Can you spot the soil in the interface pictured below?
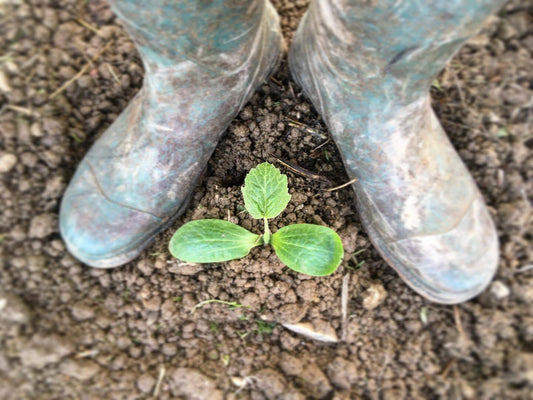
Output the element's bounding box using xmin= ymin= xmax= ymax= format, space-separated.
xmin=0 ymin=0 xmax=532 ymax=399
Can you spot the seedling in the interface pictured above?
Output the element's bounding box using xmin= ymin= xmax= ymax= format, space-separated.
xmin=169 ymin=162 xmax=344 ymax=276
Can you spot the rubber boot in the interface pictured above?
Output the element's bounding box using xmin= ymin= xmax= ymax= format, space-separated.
xmin=60 ymin=0 xmax=283 ymax=268
xmin=290 ymin=0 xmax=504 ymax=303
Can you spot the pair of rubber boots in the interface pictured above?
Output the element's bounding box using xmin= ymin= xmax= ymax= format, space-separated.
xmin=60 ymin=0 xmax=505 ymax=304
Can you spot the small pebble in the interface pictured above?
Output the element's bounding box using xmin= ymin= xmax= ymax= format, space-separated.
xmin=0 ymin=152 xmax=17 ymax=173
xmin=362 ymin=283 xmax=388 ymax=310
xmin=490 ymin=281 xmax=510 ymax=300
xmin=137 ymin=373 xmax=155 ymax=393
xmin=28 ymin=213 xmax=57 ymax=239
xmin=71 ymin=303 xmax=95 ymax=321
xmin=143 ymin=296 xmax=162 ymax=312
xmin=60 ymin=359 xmax=100 ymax=381
xmin=0 ymin=70 xmax=11 ymax=92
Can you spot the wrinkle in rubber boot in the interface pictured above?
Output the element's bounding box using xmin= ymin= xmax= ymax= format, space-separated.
xmin=60 ymin=0 xmax=283 ymax=268
xmin=290 ymin=0 xmax=505 ymax=303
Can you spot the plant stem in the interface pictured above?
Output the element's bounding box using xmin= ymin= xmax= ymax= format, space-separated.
xmin=263 ymin=218 xmax=271 ymax=244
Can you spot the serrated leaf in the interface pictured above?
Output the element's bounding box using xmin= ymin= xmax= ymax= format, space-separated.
xmin=271 ymin=224 xmax=343 ymax=276
xmin=242 ymin=162 xmax=291 ymax=219
xmin=169 ymin=220 xmax=261 ymax=263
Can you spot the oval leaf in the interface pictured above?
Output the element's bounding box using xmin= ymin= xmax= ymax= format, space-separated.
xmin=271 ymin=224 xmax=343 ymax=276
xmin=169 ymin=220 xmax=261 ymax=263
xmin=242 ymin=162 xmax=291 ymax=219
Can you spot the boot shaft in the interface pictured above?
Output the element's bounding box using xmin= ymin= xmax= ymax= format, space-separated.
xmin=304 ymin=0 xmax=506 ymax=105
xmin=109 ymin=0 xmax=265 ymax=71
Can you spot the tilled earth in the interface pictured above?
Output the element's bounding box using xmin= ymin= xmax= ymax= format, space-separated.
xmin=0 ymin=0 xmax=532 ymax=399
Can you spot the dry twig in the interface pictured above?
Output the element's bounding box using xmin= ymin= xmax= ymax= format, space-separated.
xmin=441 ymin=358 xmax=457 ymax=378
xmin=76 ymin=18 xmax=103 ymax=36
xmin=324 ymin=177 xmax=358 ymax=192
xmin=341 ymin=273 xmax=350 ymax=341
xmin=269 ymin=153 xmax=330 ymax=183
xmin=153 ymin=366 xmax=166 ymax=397
xmin=49 ymin=41 xmax=113 ymax=99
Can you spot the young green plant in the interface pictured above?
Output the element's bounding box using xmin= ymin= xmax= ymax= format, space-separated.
xmin=169 ymin=162 xmax=343 ymax=276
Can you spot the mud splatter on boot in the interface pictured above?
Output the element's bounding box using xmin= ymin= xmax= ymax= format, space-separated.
xmin=290 ymin=0 xmax=505 ymax=303
xmin=60 ymin=0 xmax=283 ymax=268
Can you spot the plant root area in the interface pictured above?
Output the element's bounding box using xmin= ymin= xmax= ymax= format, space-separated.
xmin=1 ymin=0 xmax=532 ymax=398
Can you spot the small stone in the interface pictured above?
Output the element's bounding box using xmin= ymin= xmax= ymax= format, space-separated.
xmin=279 ymin=353 xmax=304 ymax=376
xmin=41 ymin=117 xmax=66 ymax=136
xmin=27 ymin=256 xmax=46 ymax=271
xmin=501 ymin=85 xmax=531 ymax=106
xmin=362 ymin=283 xmax=388 ymax=310
xmin=144 ymin=296 xmax=162 ymax=312
xmin=169 ymin=368 xmax=223 ymax=400
xmin=296 ymin=280 xmax=316 ymax=302
xmin=129 ymin=346 xmax=142 ymax=359
xmin=34 ymin=25 xmax=51 ymax=42
xmin=30 ymin=122 xmax=44 ymax=137
xmin=241 ymin=292 xmax=261 ymax=311
xmin=28 ymin=213 xmax=57 ymax=239
xmin=161 ymin=343 xmax=177 ymax=356
xmin=71 ymin=303 xmax=95 ymax=321
xmin=489 ymin=280 xmax=510 ymax=300
xmin=340 ymin=224 xmax=359 ymax=254
xmin=327 ymin=358 xmax=358 ymax=390
xmin=0 ymin=153 xmax=17 ymax=173
xmin=282 ymin=320 xmax=338 ymax=343
xmin=230 ymin=376 xmax=246 ymax=388
xmin=136 ymin=259 xmax=154 ymax=276
xmin=77 ymin=75 xmax=92 ymax=88
xmin=459 ymin=379 xmax=477 ymax=400
xmin=239 ymin=107 xmax=253 ymax=120
xmin=508 ymin=352 xmax=533 ymax=385
xmin=275 ymin=303 xmax=307 ymax=324
xmin=498 ymin=201 xmax=530 ymax=232
xmin=299 ymin=363 xmax=333 ymax=399
xmin=507 ymin=12 xmax=530 ymax=37
xmin=60 ymin=359 xmax=100 ymax=381
xmin=0 ymin=70 xmax=11 ymax=93
xmin=0 ymin=122 xmax=16 ymax=138
xmin=280 ymin=331 xmax=300 ymax=351
xmin=137 ymin=373 xmax=155 ymax=393
xmin=232 ymin=124 xmax=249 ymax=137
xmin=43 ymin=176 xmax=65 ymax=199
xmin=20 ymin=152 xmax=38 ymax=167
xmin=254 ymin=368 xmax=287 ymax=400
xmin=0 ymin=292 xmax=31 ymax=324
xmin=20 ymin=335 xmax=73 ymax=368
xmin=4 ymin=61 xmax=18 ymax=75
xmin=41 ymin=150 xmax=62 ymax=167
xmin=521 ymin=318 xmax=533 ymax=345
xmin=42 ymin=8 xmax=58 ymax=30
xmin=497 ymin=19 xmax=517 ymax=40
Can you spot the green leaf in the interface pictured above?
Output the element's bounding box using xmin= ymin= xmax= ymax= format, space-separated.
xmin=271 ymin=224 xmax=343 ymax=276
xmin=242 ymin=162 xmax=291 ymax=219
xmin=169 ymin=219 xmax=261 ymax=263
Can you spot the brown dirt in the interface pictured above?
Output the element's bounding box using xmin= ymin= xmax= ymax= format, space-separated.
xmin=1 ymin=0 xmax=532 ymax=399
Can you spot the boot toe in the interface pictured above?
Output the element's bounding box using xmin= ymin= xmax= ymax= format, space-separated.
xmin=381 ymin=196 xmax=499 ymax=303
xmin=60 ymin=162 xmax=165 ymax=268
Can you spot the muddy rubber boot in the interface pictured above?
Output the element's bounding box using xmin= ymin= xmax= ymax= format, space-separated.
xmin=60 ymin=0 xmax=283 ymax=268
xmin=290 ymin=0 xmax=505 ymax=303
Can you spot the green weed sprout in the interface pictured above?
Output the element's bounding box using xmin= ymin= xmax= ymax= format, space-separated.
xmin=169 ymin=162 xmax=343 ymax=276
